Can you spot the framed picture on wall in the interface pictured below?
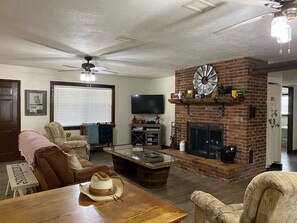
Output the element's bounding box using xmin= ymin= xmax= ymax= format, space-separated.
xmin=185 ymin=88 xmax=195 ymax=99
xmin=25 ymin=90 xmax=47 ymax=116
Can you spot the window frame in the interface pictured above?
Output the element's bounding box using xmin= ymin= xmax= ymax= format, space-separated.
xmin=50 ymin=81 xmax=115 ymax=130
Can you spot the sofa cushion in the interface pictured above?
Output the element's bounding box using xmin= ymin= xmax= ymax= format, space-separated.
xmin=35 ymin=146 xmax=74 ymax=188
xmin=67 ymin=154 xmax=83 ymax=171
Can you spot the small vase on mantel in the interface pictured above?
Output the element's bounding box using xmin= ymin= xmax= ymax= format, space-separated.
xmin=178 ymin=91 xmax=182 ymax=99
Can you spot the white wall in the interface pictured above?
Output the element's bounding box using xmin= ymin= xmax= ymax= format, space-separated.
xmin=266 ymin=83 xmax=282 ymax=167
xmin=0 ymin=64 xmax=158 ymax=145
xmin=266 ymin=72 xmax=282 ymax=167
xmin=149 ymin=76 xmax=175 ymax=146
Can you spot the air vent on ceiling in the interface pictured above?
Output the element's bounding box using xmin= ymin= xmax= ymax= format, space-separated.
xmin=116 ymin=36 xmax=136 ymax=43
xmin=182 ymin=0 xmax=220 ymax=13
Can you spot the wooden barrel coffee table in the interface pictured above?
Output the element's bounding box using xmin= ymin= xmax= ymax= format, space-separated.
xmin=104 ymin=145 xmax=179 ymax=188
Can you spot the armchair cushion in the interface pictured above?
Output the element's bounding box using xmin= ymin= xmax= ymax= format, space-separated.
xmin=67 ymin=135 xmax=89 ymax=142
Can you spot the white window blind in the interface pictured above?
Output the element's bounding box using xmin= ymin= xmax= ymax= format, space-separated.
xmin=54 ymin=85 xmax=112 ymax=126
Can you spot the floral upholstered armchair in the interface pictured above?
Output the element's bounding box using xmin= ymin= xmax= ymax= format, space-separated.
xmin=44 ymin=122 xmax=90 ymax=160
xmin=191 ymin=171 xmax=297 ymax=223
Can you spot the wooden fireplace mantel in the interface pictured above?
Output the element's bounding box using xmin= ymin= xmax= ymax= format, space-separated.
xmin=168 ymin=97 xmax=243 ymax=105
xmin=168 ymin=97 xmax=244 ymax=115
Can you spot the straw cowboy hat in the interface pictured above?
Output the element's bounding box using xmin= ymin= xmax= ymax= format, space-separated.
xmin=79 ymin=172 xmax=124 ymax=202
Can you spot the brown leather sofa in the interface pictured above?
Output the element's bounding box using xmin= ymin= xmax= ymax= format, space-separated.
xmin=18 ymin=130 xmax=114 ymax=191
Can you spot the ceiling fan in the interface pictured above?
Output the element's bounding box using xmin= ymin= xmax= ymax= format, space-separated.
xmin=60 ymin=56 xmax=118 ymax=74
xmin=59 ymin=56 xmax=118 ymax=81
xmin=214 ymin=0 xmax=297 ymax=34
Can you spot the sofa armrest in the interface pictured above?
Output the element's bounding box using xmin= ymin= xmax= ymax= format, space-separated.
xmin=191 ymin=191 xmax=243 ymax=222
xmin=191 ymin=191 xmax=226 ymax=213
xmin=60 ymin=140 xmax=88 ymax=149
xmin=73 ymin=165 xmax=111 ymax=182
xmin=67 ymin=135 xmax=89 ymax=142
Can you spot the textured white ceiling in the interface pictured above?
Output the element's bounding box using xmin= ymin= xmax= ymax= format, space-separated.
xmin=0 ymin=0 xmax=296 ymax=78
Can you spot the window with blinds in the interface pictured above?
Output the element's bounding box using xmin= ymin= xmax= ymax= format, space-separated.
xmin=50 ymin=82 xmax=115 ymax=127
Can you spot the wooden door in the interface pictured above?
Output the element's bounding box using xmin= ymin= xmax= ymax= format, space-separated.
xmin=0 ymin=79 xmax=20 ymax=161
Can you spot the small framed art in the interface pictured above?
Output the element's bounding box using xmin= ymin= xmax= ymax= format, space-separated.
xmin=25 ymin=90 xmax=47 ymax=116
xmin=185 ymin=88 xmax=194 ymax=99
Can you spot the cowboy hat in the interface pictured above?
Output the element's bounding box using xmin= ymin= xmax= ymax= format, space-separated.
xmin=79 ymin=172 xmax=124 ymax=202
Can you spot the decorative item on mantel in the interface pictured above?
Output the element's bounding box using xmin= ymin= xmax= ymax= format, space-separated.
xmin=218 ymin=85 xmax=233 ymax=96
xmin=170 ymin=93 xmax=179 ymax=99
xmin=185 ymin=87 xmax=195 ymax=99
xmin=193 ymin=64 xmax=218 ymax=96
xmin=231 ymin=89 xmax=245 ymax=98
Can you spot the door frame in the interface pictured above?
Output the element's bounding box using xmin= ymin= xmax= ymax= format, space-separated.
xmin=287 ymin=86 xmax=294 ymax=153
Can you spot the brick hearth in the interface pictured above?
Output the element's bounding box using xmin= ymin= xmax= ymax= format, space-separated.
xmin=172 ymin=57 xmax=268 ymax=182
xmin=162 ymin=149 xmax=247 ymax=183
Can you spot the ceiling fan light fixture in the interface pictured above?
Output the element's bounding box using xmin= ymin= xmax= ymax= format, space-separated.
xmin=80 ymin=73 xmax=86 ymax=81
xmin=271 ymin=16 xmax=288 ymax=37
xmin=80 ymin=70 xmax=96 ymax=82
xmin=276 ymin=23 xmax=291 ymax=43
xmin=271 ymin=16 xmax=292 ymax=55
xmin=90 ymin=73 xmax=96 ymax=81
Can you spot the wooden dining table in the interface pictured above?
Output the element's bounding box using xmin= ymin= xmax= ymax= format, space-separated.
xmin=0 ymin=179 xmax=188 ymax=223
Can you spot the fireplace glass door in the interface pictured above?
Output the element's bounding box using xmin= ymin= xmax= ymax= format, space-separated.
xmin=187 ymin=122 xmax=223 ymax=159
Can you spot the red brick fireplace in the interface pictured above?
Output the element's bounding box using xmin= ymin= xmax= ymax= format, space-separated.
xmin=167 ymin=57 xmax=268 ymax=183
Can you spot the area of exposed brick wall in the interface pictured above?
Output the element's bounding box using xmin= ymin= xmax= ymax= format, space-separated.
xmin=174 ymin=57 xmax=268 ymax=182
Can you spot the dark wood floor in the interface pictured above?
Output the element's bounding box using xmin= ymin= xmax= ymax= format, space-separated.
xmin=0 ymin=149 xmax=296 ymax=223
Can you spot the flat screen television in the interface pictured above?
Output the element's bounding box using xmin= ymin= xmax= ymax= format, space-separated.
xmin=131 ymin=94 xmax=164 ymax=114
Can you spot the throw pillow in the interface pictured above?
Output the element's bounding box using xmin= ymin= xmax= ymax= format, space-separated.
xmin=67 ymin=154 xmax=83 ymax=171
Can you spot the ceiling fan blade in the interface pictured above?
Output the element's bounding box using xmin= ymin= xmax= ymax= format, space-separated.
xmin=91 ymin=66 xmax=109 ymax=71
xmin=213 ymin=12 xmax=274 ymax=34
xmin=57 ymin=69 xmax=81 ymax=72
xmin=95 ymin=70 xmax=118 ymax=75
xmin=4 ymin=29 xmax=86 ymax=55
xmin=90 ymin=42 xmax=146 ymax=57
xmin=62 ymin=64 xmax=81 ymax=69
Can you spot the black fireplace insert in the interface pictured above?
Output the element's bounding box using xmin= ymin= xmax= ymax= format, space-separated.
xmin=187 ymin=122 xmax=224 ymax=159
